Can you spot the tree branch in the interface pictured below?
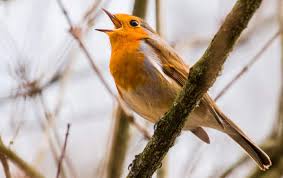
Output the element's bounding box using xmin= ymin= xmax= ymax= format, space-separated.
xmin=132 ymin=0 xmax=147 ymax=18
xmin=106 ymin=105 xmax=131 ymax=178
xmin=155 ymin=0 xmax=162 ymax=36
xmin=277 ymin=0 xmax=283 ymax=145
xmin=0 ymin=152 xmax=11 ymax=178
xmin=127 ymin=0 xmax=262 ymax=177
xmin=56 ymin=123 xmax=71 ymax=178
xmin=0 ymin=137 xmax=45 ymax=178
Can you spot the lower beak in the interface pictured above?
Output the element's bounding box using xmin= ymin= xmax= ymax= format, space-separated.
xmin=95 ymin=29 xmax=113 ymax=33
xmin=95 ymin=9 xmax=122 ymax=33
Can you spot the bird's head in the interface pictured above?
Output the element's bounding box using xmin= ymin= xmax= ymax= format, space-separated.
xmin=96 ymin=9 xmax=155 ymax=44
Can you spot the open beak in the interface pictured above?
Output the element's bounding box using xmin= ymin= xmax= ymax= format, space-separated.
xmin=95 ymin=9 xmax=122 ymax=33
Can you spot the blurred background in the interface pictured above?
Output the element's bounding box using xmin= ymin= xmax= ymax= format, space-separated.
xmin=0 ymin=0 xmax=281 ymax=177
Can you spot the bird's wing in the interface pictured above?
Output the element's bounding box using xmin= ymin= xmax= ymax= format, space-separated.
xmin=144 ymin=36 xmax=216 ymax=142
xmin=145 ymin=35 xmax=189 ymax=86
xmin=144 ymin=34 xmax=224 ymax=129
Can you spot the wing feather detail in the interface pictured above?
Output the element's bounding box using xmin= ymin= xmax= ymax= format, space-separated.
xmin=144 ymin=35 xmax=189 ymax=86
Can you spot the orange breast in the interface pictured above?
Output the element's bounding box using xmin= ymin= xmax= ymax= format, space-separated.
xmin=109 ymin=40 xmax=147 ymax=91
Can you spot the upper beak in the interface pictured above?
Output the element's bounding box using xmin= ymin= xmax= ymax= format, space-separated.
xmin=95 ymin=9 xmax=122 ymax=33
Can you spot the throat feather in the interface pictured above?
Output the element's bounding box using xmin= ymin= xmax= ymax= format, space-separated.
xmin=110 ymin=42 xmax=147 ymax=90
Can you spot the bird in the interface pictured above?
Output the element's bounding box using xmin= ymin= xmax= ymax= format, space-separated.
xmin=96 ymin=9 xmax=271 ymax=170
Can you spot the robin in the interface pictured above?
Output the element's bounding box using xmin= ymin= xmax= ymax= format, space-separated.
xmin=96 ymin=9 xmax=271 ymax=170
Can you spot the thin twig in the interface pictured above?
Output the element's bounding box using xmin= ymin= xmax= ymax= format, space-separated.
xmin=132 ymin=0 xmax=148 ymax=18
xmin=0 ymin=152 xmax=11 ymax=178
xmin=32 ymin=97 xmax=68 ymax=178
xmin=82 ymin=0 xmax=103 ymax=22
xmin=215 ymin=30 xmax=280 ymax=101
xmin=38 ymin=94 xmax=77 ymax=178
xmin=53 ymin=58 xmax=73 ymax=117
xmin=0 ymin=68 xmax=63 ymax=106
xmin=173 ymin=15 xmax=276 ymax=49
xmin=277 ymin=0 xmax=283 ymax=143
xmin=219 ymin=156 xmax=249 ymax=178
xmin=82 ymin=0 xmax=113 ymax=28
xmin=56 ymin=0 xmax=115 ymax=98
xmin=181 ymin=142 xmax=204 ymax=178
xmin=0 ymin=0 xmax=104 ymax=107
xmin=155 ymin=0 xmax=162 ymax=36
xmin=8 ymin=98 xmax=26 ymax=147
xmin=0 ymin=137 xmax=45 ymax=178
xmin=56 ymin=123 xmax=71 ymax=178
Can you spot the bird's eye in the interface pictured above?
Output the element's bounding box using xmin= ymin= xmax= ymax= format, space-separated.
xmin=130 ymin=20 xmax=139 ymax=27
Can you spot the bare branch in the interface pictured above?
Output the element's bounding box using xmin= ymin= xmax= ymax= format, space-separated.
xmin=32 ymin=96 xmax=68 ymax=178
xmin=37 ymin=94 xmax=77 ymax=178
xmin=219 ymin=156 xmax=249 ymax=178
xmin=56 ymin=124 xmax=71 ymax=178
xmin=132 ymin=0 xmax=147 ymax=18
xmin=0 ymin=152 xmax=11 ymax=178
xmin=106 ymin=105 xmax=131 ymax=178
xmin=155 ymin=0 xmax=162 ymax=36
xmin=56 ymin=0 xmax=116 ymax=99
xmin=173 ymin=15 xmax=276 ymax=49
xmin=82 ymin=0 xmax=113 ymax=28
xmin=215 ymin=30 xmax=280 ymax=101
xmin=0 ymin=137 xmax=45 ymax=178
xmin=276 ymin=0 xmax=283 ymax=143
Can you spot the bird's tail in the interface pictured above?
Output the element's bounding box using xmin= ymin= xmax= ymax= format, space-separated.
xmin=215 ymin=106 xmax=272 ymax=170
xmin=203 ymin=94 xmax=271 ymax=170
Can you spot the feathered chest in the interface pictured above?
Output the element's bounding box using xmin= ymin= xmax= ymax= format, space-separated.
xmin=109 ymin=40 xmax=149 ymax=90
